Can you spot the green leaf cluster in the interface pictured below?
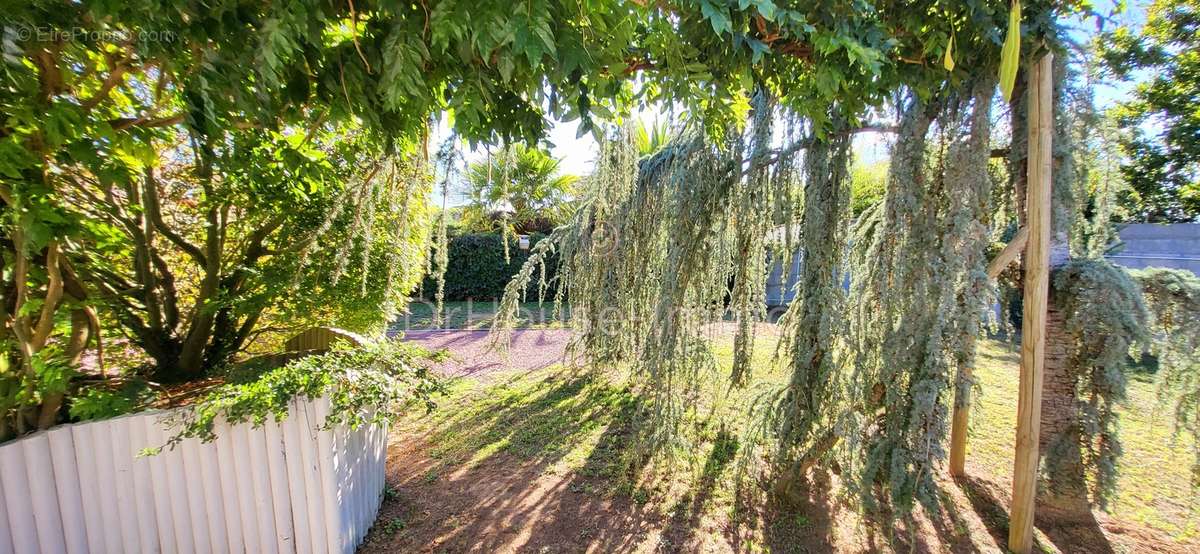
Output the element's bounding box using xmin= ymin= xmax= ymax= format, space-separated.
xmin=462 ymin=145 xmax=578 ymax=235
xmin=157 ymin=340 xmax=445 ymax=450
xmin=422 ymin=232 xmax=557 ymax=301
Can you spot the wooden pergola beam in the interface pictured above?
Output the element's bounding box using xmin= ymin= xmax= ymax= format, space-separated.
xmin=1008 ymin=52 xmax=1054 ymax=554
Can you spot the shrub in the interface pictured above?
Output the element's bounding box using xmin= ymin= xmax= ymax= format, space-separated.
xmin=68 ymin=381 xmax=157 ymax=422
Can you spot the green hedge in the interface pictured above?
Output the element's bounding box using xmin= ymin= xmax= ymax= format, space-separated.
xmin=422 ymin=233 xmax=557 ymax=300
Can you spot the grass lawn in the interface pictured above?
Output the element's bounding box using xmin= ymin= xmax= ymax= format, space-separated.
xmin=363 ymin=330 xmax=1198 ymax=552
xmin=967 ymin=342 xmax=1199 ymax=541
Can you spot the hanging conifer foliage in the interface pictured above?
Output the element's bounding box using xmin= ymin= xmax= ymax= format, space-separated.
xmin=1132 ymin=268 xmax=1200 ymax=487
xmin=494 ymin=76 xmax=1017 ymax=518
xmin=1048 ymin=259 xmax=1149 ymax=506
xmin=494 ymin=96 xmax=814 ymax=456
xmin=771 ymin=128 xmax=852 ymax=502
xmin=845 ymin=78 xmax=997 ymax=514
xmin=429 ymin=139 xmax=461 ymax=328
xmin=728 ymin=92 xmax=778 ymax=388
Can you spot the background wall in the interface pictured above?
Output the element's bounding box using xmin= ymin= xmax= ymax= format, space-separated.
xmin=1103 ymin=223 xmax=1200 ymax=275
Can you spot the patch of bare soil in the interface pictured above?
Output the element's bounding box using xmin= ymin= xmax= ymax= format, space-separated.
xmin=360 ymin=433 xmax=671 ymax=553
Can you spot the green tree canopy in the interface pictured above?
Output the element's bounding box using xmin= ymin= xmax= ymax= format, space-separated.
xmin=1102 ymin=0 xmax=1200 ymax=222
xmin=0 ymin=0 xmax=1078 ymax=445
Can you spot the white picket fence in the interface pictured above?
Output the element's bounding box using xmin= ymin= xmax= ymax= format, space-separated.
xmin=0 ymin=396 xmax=387 ymax=554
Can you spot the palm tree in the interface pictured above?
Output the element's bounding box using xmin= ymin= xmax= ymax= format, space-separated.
xmin=634 ymin=118 xmax=671 ymax=157
xmin=464 ymin=144 xmax=578 ymax=234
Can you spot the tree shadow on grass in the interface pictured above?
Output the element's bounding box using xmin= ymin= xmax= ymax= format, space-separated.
xmin=725 ymin=469 xmax=1009 ymax=554
xmin=922 ymin=487 xmax=988 ymax=554
xmin=371 ymin=365 xmax=1130 ymax=553
xmin=659 ymin=426 xmax=739 ymax=550
xmin=360 ymin=368 xmax=674 ymax=553
xmin=949 ymin=474 xmax=1119 ymax=554
xmin=719 ymin=465 xmax=838 ymax=554
xmin=762 ymin=471 xmax=839 ymax=554
xmin=875 ymin=486 xmax=989 ymax=554
xmin=954 ymin=475 xmax=1016 ymax=549
xmin=364 ymin=366 xmax=837 ymax=553
xmin=1036 ymin=511 xmax=1115 ymax=554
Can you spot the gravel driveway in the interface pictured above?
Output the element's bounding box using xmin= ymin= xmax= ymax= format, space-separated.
xmin=398 ymin=329 xmax=575 ymax=378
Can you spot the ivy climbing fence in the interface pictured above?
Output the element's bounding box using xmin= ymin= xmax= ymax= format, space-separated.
xmin=0 ymin=395 xmax=386 ymax=554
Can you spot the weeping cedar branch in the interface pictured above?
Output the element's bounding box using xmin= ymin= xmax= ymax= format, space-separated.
xmin=490 ymin=78 xmax=1002 ymax=516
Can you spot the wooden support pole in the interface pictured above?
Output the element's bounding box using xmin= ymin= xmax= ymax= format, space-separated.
xmin=986 ymin=227 xmax=1029 ymax=279
xmin=1009 ymin=52 xmax=1053 ymax=554
xmin=951 ymin=225 xmax=1031 ymax=477
xmin=948 ymin=347 xmax=973 ymax=477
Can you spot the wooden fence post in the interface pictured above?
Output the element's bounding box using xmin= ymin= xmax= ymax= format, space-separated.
xmin=1008 ymin=51 xmax=1053 ymax=554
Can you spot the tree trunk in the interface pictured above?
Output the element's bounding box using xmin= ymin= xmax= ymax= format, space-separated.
xmin=1037 ymin=289 xmax=1093 ymax=518
xmin=36 ymin=307 xmax=94 ymax=429
xmin=1010 ymin=68 xmax=1029 ymax=231
xmin=204 ymin=306 xmax=262 ymax=370
xmin=174 ymin=152 xmax=225 ymax=378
